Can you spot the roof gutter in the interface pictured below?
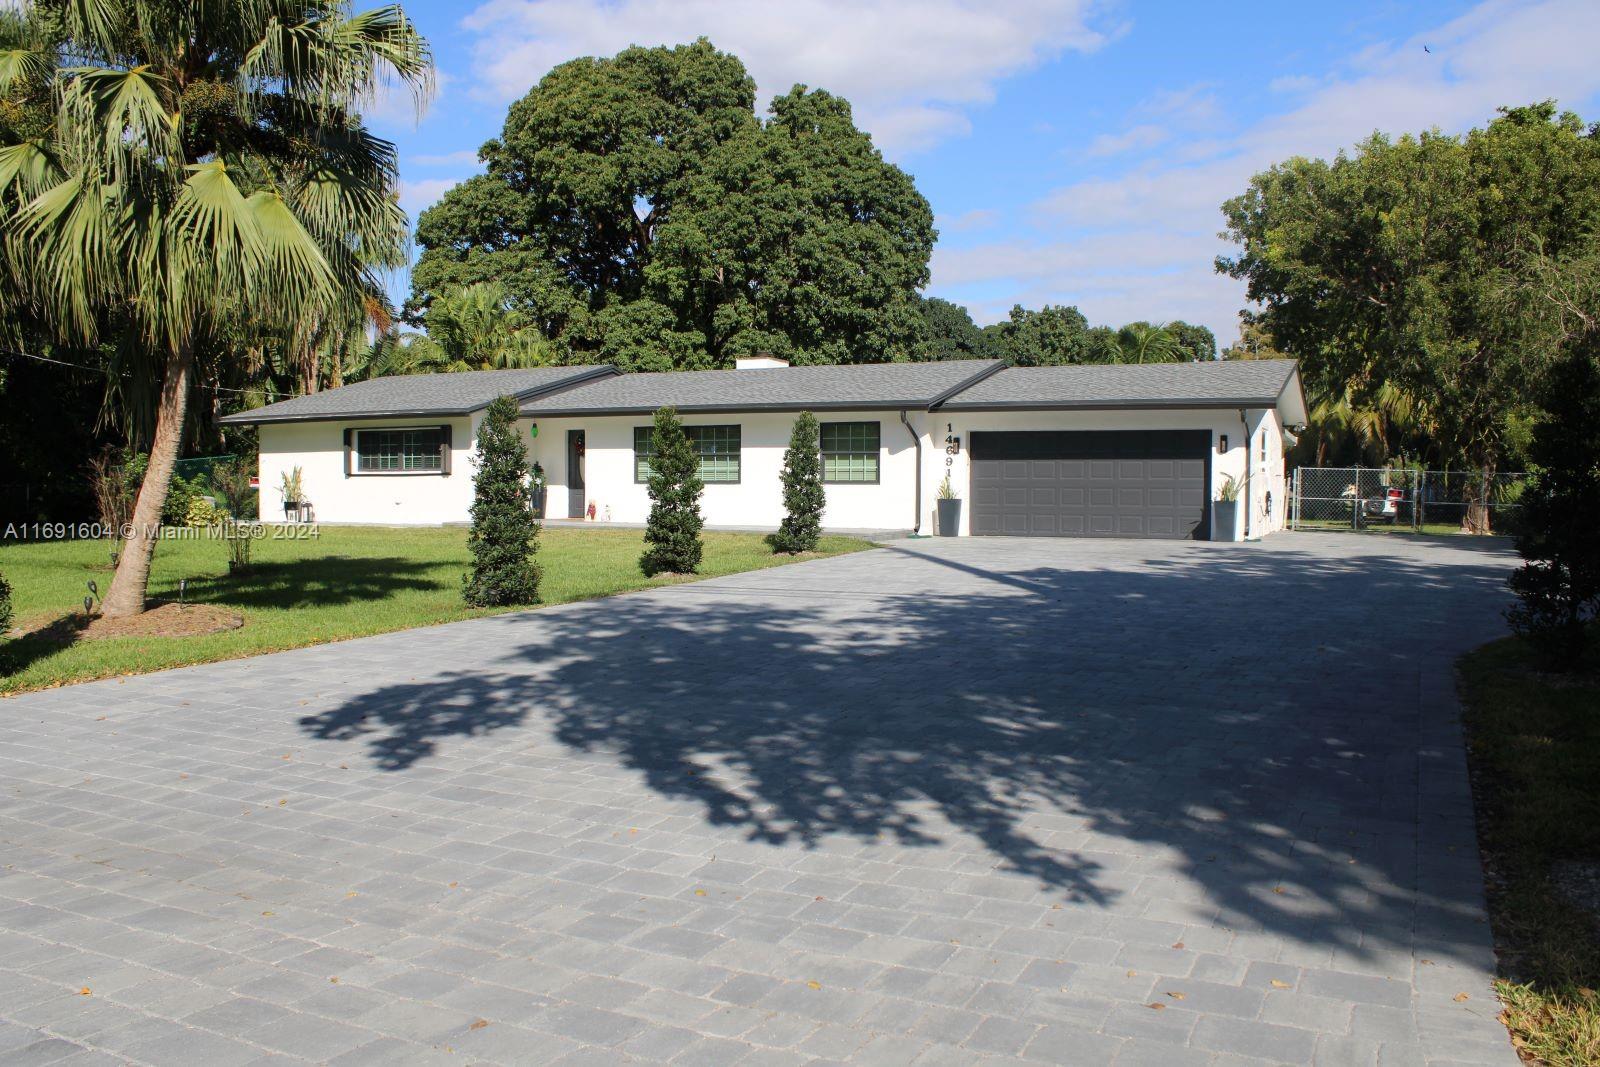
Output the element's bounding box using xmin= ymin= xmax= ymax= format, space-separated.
xmin=1240 ymin=408 xmax=1253 ymax=541
xmin=934 ymin=397 xmax=1283 ymax=413
xmin=900 ymin=409 xmax=922 ymax=535
xmin=926 ymin=360 xmax=1008 ymax=411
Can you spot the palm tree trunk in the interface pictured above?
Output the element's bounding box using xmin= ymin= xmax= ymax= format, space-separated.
xmin=101 ymin=343 xmax=194 ymax=618
xmin=1461 ymin=461 xmax=1494 ymax=535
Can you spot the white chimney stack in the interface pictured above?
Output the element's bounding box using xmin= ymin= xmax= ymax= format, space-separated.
xmin=735 ymin=354 xmax=790 ymax=370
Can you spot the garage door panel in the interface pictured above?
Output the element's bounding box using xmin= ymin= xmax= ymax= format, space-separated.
xmin=969 ymin=429 xmax=1210 ymax=539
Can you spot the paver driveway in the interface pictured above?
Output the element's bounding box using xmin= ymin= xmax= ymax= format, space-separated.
xmin=1 ymin=533 xmax=1521 ymax=1066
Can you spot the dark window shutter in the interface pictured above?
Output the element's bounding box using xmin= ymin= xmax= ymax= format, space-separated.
xmin=343 ymin=428 xmax=355 ymax=477
xmin=440 ymin=425 xmax=452 ymax=475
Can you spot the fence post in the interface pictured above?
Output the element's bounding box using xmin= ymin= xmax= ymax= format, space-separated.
xmin=1351 ymin=465 xmax=1360 ymax=530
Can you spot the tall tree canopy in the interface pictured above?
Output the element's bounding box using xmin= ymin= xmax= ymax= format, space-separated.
xmin=1218 ymin=102 xmax=1600 ymax=517
xmin=0 ymin=0 xmax=431 ymax=614
xmin=914 ymin=296 xmax=1000 ymax=361
xmin=411 ymin=39 xmax=935 ymax=370
xmin=981 ymin=304 xmax=1121 ymax=366
xmin=1167 ymin=320 xmax=1217 ymax=362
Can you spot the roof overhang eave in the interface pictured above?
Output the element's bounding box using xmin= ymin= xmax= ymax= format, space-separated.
xmin=933 ymin=397 xmax=1286 ymax=413
xmin=220 ymin=366 xmax=620 ymax=427
xmin=519 ymin=399 xmax=948 ymax=418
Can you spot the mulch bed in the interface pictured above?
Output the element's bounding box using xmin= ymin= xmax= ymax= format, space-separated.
xmin=18 ymin=603 xmax=244 ymax=643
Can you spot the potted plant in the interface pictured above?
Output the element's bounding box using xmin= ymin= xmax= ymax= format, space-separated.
xmin=936 ymin=473 xmax=962 ymax=536
xmin=280 ymin=466 xmax=305 ymax=521
xmin=529 ymin=462 xmax=548 ymax=518
xmin=1213 ymin=474 xmax=1243 ymax=541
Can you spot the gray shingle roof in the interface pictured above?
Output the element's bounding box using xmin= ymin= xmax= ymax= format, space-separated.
xmin=219 ymin=366 xmax=619 ymax=424
xmin=935 ymin=359 xmax=1302 ymax=411
xmin=519 ymin=360 xmax=1004 ymax=416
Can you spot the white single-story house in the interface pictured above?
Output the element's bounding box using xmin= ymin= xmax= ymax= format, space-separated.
xmin=221 ymin=357 xmax=1307 ymax=540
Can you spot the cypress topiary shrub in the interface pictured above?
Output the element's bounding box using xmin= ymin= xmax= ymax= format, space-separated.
xmin=463 ymin=395 xmax=542 ymax=607
xmin=772 ymin=410 xmax=823 ymax=554
xmin=0 ymin=568 xmax=11 ymax=637
xmin=641 ymin=405 xmax=704 ymax=576
xmin=1506 ymin=338 xmax=1600 ymax=667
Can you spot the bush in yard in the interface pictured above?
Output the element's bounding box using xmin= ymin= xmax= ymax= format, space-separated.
xmin=641 ymin=406 xmax=704 ymax=576
xmin=210 ymin=455 xmax=259 ymax=520
xmin=772 ymin=411 xmax=823 ymax=554
xmin=0 ymin=569 xmax=11 ymax=637
xmin=463 ymin=396 xmax=542 ymax=607
xmin=1505 ymin=337 xmax=1600 ymax=668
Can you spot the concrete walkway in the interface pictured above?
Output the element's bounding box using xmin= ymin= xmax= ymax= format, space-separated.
xmin=0 ymin=533 xmax=1520 ymax=1065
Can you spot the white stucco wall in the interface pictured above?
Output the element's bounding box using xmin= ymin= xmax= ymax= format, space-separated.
xmin=253 ymin=402 xmax=1289 ymax=538
xmin=257 ymin=415 xmax=478 ymax=524
xmin=522 ymin=410 xmax=922 ymax=531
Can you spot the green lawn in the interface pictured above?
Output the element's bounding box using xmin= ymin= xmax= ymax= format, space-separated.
xmin=0 ymin=526 xmax=873 ymax=695
xmin=1458 ymin=632 xmax=1600 ymax=1067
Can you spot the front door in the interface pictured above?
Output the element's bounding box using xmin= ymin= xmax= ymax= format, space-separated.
xmin=566 ymin=430 xmax=585 ymax=518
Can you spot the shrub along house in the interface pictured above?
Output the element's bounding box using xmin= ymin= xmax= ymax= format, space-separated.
xmin=222 ymin=357 xmax=1306 ymax=540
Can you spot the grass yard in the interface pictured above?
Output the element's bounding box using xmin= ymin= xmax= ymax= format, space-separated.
xmin=1458 ymin=633 xmax=1600 ymax=1066
xmin=0 ymin=525 xmax=873 ymax=695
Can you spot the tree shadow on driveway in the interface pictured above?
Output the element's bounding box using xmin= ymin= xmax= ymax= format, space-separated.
xmin=299 ymin=540 xmax=1515 ymax=962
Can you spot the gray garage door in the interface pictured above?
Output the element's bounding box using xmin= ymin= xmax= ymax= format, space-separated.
xmin=970 ymin=430 xmax=1210 ymax=539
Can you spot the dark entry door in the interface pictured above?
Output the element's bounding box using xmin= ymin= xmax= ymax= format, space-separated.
xmin=567 ymin=429 xmax=585 ymax=518
xmin=970 ymin=430 xmax=1210 ymax=539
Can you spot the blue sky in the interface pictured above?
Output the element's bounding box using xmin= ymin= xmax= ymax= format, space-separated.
xmin=368 ymin=0 xmax=1600 ymax=346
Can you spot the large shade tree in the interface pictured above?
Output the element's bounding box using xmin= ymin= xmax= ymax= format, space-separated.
xmin=411 ymin=39 xmax=934 ymax=369
xmin=1218 ymin=102 xmax=1600 ymax=530
xmin=0 ymin=0 xmax=431 ymax=615
xmin=982 ymin=304 xmax=1121 ymax=366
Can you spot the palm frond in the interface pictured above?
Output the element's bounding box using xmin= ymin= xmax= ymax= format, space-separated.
xmin=0 ymin=47 xmax=51 ymax=94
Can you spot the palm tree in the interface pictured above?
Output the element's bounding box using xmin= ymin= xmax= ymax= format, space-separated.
xmin=1116 ymin=321 xmax=1183 ymax=363
xmin=411 ymin=281 xmax=556 ymax=371
xmin=0 ymin=0 xmax=431 ymax=616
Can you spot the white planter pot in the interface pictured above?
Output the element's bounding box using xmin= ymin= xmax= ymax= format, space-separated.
xmin=1212 ymin=500 xmax=1243 ymax=542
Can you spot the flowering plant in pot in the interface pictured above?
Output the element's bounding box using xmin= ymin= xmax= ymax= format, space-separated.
xmin=280 ymin=466 xmax=306 ymax=521
xmin=936 ymin=473 xmax=962 ymax=536
xmin=1213 ymin=474 xmax=1243 ymax=541
xmin=528 ymin=462 xmax=548 ymax=518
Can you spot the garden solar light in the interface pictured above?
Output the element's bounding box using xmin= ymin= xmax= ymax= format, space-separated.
xmin=179 ymin=578 xmax=188 ymax=605
xmin=86 ymin=579 xmax=97 ymax=601
xmin=83 ymin=596 xmax=93 ymax=616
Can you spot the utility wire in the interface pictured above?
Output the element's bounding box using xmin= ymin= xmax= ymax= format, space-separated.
xmin=0 ymin=345 xmax=265 ymax=397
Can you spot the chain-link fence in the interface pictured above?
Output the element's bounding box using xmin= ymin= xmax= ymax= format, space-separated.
xmin=172 ymin=455 xmax=239 ymax=485
xmin=1289 ymin=467 xmax=1528 ymax=535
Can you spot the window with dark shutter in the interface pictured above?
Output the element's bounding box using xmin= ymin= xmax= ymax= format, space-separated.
xmin=356 ymin=428 xmax=446 ymax=473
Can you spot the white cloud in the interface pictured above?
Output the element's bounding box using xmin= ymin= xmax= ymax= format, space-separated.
xmin=1139 ymin=82 xmax=1222 ymax=126
xmin=1268 ymin=74 xmax=1319 ymax=95
xmin=455 ymin=0 xmax=1111 ymax=157
xmin=399 ymin=177 xmax=466 ymax=217
xmin=940 ymin=0 xmax=1600 ymax=345
xmin=940 ymin=208 xmax=999 ymax=233
xmin=409 ymin=149 xmax=483 ymax=167
xmin=1084 ymin=123 xmax=1168 ymax=158
xmin=362 ymin=69 xmax=453 ymax=132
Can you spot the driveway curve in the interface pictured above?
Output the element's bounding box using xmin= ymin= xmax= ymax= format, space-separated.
xmin=0 ymin=533 xmax=1519 ymax=1065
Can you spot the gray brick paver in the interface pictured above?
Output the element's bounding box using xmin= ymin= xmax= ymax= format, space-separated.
xmin=0 ymin=535 xmax=1520 ymax=1065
